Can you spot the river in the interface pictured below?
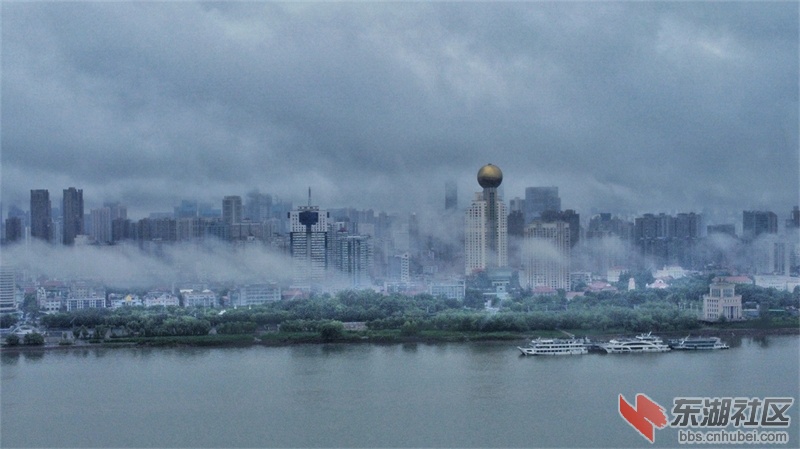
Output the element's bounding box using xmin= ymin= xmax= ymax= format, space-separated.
xmin=1 ymin=335 xmax=798 ymax=448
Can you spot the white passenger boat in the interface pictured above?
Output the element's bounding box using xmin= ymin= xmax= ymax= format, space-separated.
xmin=518 ymin=338 xmax=589 ymax=356
xmin=670 ymin=336 xmax=729 ymax=350
xmin=600 ymin=332 xmax=671 ymax=353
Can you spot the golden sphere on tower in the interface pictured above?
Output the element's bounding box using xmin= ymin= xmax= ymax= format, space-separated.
xmin=477 ymin=163 xmax=503 ymax=188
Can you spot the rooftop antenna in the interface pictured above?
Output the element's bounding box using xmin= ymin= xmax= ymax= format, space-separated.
xmin=308 ymin=187 xmax=311 ymax=207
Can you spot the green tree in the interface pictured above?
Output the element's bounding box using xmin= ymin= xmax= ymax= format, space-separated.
xmin=5 ymin=334 xmax=20 ymax=346
xmin=319 ymin=321 xmax=344 ymax=342
xmin=24 ymin=332 xmax=45 ymax=346
xmin=400 ymin=321 xmax=420 ymax=337
xmin=0 ymin=314 xmax=19 ymax=328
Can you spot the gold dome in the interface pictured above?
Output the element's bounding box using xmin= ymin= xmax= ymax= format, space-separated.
xmin=477 ymin=163 xmax=503 ymax=188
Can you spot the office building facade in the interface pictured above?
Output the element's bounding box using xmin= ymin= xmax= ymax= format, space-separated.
xmin=30 ymin=189 xmax=52 ymax=242
xmin=62 ymin=187 xmax=84 ymax=245
xmin=523 ymin=220 xmax=571 ymax=291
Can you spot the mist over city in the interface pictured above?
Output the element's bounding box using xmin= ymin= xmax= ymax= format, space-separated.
xmin=1 ymin=1 xmax=798 ymax=295
xmin=1 ymin=2 xmax=797 ymax=219
xmin=1 ymin=4 xmax=798 ymax=448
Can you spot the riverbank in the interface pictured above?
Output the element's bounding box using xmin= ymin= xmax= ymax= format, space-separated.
xmin=2 ymin=325 xmax=797 ymax=352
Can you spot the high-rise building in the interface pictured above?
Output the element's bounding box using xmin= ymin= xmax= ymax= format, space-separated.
xmin=389 ymin=253 xmax=410 ymax=283
xmin=445 ymin=181 xmax=457 ymax=211
xmin=222 ymin=196 xmax=243 ymax=225
xmin=245 ymin=191 xmax=272 ymax=223
xmin=289 ymin=196 xmax=329 ymax=287
xmin=524 ymin=186 xmax=560 ymax=224
xmin=4 ymin=217 xmax=23 ymax=244
xmin=541 ymin=209 xmax=580 ymax=248
xmin=62 ymin=187 xmax=84 ymax=245
xmin=465 ymin=164 xmax=508 ymax=275
xmin=523 ymin=220 xmax=571 ymax=291
xmin=707 ymin=224 xmax=736 ymax=238
xmin=30 ymin=189 xmax=52 ymax=242
xmin=0 ymin=266 xmax=16 ymax=313
xmin=787 ymin=206 xmax=800 ymax=229
xmin=112 ymin=218 xmax=135 ymax=242
xmin=104 ymin=202 xmax=127 ymax=221
xmin=743 ymin=210 xmax=777 ymax=240
xmin=174 ymin=200 xmax=198 ymax=219
xmin=90 ymin=207 xmax=112 ymax=244
xmin=337 ymin=235 xmax=372 ymax=288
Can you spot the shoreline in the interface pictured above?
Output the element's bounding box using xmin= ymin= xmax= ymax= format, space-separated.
xmin=2 ymin=326 xmax=798 ymax=353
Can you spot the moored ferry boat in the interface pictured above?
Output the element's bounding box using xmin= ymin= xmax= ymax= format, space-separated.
xmin=518 ymin=338 xmax=589 ymax=356
xmin=600 ymin=332 xmax=671 ymax=354
xmin=669 ymin=336 xmax=729 ymax=350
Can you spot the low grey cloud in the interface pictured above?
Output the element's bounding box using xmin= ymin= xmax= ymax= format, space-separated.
xmin=2 ymin=2 xmax=797 ymax=220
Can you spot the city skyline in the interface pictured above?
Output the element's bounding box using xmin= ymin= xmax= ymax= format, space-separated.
xmin=4 ymin=183 xmax=799 ymax=228
xmin=1 ymin=3 xmax=797 ymax=219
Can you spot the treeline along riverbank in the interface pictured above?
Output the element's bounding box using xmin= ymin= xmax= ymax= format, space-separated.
xmin=3 ymin=281 xmax=798 ymax=349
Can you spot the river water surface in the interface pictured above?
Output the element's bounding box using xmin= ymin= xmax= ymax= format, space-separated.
xmin=1 ymin=335 xmax=798 ymax=448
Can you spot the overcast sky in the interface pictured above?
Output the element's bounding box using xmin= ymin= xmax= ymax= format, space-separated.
xmin=2 ymin=2 xmax=798 ymax=221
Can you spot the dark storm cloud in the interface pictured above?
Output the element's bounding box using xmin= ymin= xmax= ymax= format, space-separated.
xmin=2 ymin=2 xmax=797 ymax=219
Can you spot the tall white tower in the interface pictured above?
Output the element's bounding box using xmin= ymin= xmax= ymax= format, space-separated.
xmin=465 ymin=164 xmax=508 ymax=275
xmin=289 ymin=190 xmax=329 ymax=288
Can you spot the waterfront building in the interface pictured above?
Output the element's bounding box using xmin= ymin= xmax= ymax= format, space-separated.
xmin=702 ymin=280 xmax=743 ymax=322
xmin=182 ymin=289 xmax=217 ymax=308
xmin=65 ymin=297 xmax=107 ymax=311
xmin=30 ymin=189 xmax=52 ymax=243
xmin=753 ymin=275 xmax=800 ymax=292
xmin=428 ymin=280 xmax=466 ymax=301
xmin=465 ymin=164 xmax=508 ymax=275
xmin=109 ymin=294 xmax=143 ymax=308
xmin=143 ymin=292 xmax=180 ymax=308
xmin=231 ymin=283 xmax=281 ymax=307
xmin=63 ymin=281 xmax=106 ymax=311
xmin=523 ymin=220 xmax=570 ymax=291
xmin=0 ymin=266 xmax=17 ymax=313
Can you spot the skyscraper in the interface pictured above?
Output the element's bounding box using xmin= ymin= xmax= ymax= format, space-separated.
xmin=62 ymin=187 xmax=84 ymax=245
xmin=541 ymin=209 xmax=581 ymax=248
xmin=0 ymin=265 xmax=16 ymax=313
xmin=337 ymin=235 xmax=372 ymax=288
xmin=742 ymin=210 xmax=778 ymax=240
xmin=465 ymin=164 xmax=508 ymax=275
xmin=246 ymin=191 xmax=272 ymax=223
xmin=289 ymin=194 xmax=329 ymax=287
xmin=4 ymin=217 xmax=23 ymax=244
xmin=222 ymin=196 xmax=243 ymax=225
xmin=445 ymin=180 xmax=457 ymax=211
xmin=524 ymin=186 xmax=560 ymax=224
xmin=30 ymin=189 xmax=52 ymax=242
xmin=523 ymin=220 xmax=571 ymax=290
xmin=90 ymin=207 xmax=112 ymax=244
